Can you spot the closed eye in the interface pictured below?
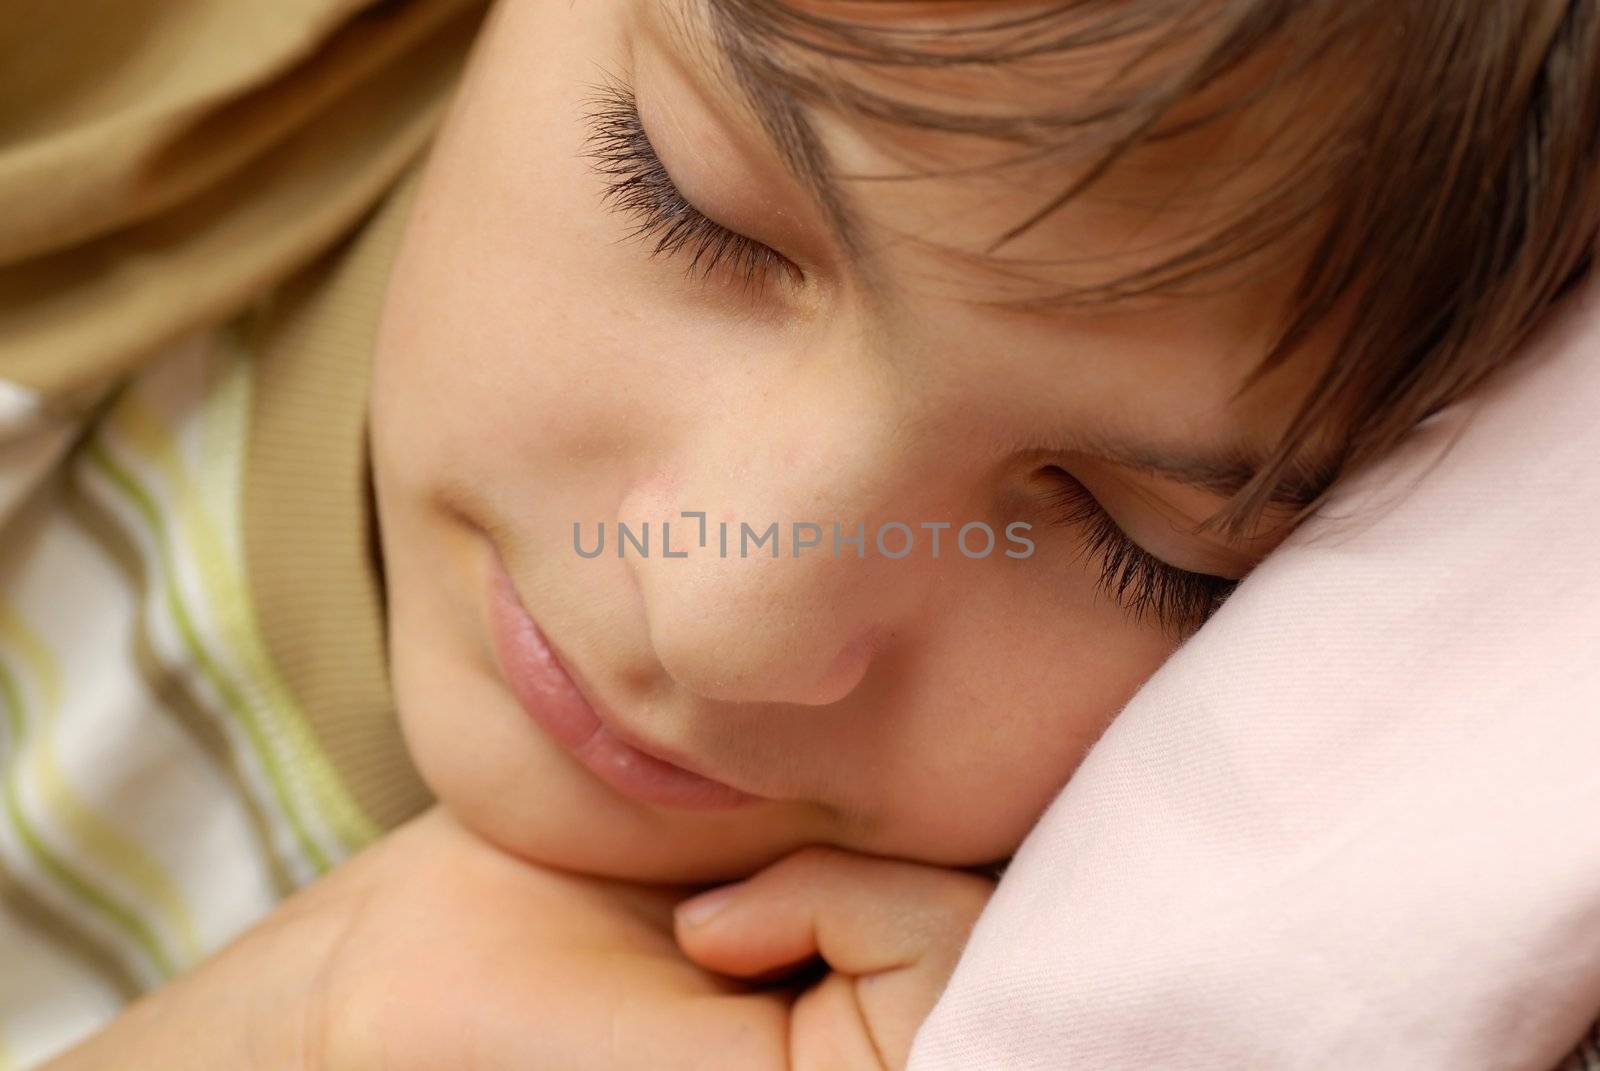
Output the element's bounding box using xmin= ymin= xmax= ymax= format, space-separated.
xmin=583 ymin=76 xmax=802 ymax=292
xmin=1039 ymin=469 xmax=1241 ymax=636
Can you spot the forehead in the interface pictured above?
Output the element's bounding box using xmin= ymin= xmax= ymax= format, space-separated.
xmin=672 ymin=0 xmax=1354 ymax=302
xmin=642 ymin=0 xmax=1355 ymax=506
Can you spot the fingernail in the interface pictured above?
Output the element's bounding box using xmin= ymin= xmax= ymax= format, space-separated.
xmin=676 ymin=882 xmax=742 ymax=927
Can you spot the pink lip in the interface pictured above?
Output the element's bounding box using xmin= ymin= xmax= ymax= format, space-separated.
xmin=486 ymin=550 xmax=759 ymax=811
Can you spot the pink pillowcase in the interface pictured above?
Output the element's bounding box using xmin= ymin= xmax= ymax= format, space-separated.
xmin=910 ymin=246 xmax=1600 ymax=1070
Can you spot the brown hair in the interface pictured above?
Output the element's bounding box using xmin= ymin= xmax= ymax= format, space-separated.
xmin=703 ymin=0 xmax=1600 ymax=538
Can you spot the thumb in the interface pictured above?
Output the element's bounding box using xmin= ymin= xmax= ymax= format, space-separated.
xmin=672 ymin=845 xmax=992 ymax=982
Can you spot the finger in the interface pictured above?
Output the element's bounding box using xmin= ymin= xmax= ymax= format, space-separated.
xmin=672 ymin=845 xmax=993 ymax=982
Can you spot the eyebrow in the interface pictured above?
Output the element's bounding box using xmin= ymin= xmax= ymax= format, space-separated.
xmin=1065 ymin=430 xmax=1343 ymax=510
xmin=664 ymin=1 xmax=869 ymax=257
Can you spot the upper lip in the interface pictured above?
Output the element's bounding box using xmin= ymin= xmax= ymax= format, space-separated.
xmin=540 ymin=620 xmax=755 ymax=795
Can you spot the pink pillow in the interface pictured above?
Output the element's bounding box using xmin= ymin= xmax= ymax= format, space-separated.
xmin=910 ymin=246 xmax=1600 ymax=1070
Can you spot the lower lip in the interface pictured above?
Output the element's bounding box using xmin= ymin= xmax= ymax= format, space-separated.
xmin=486 ymin=552 xmax=758 ymax=811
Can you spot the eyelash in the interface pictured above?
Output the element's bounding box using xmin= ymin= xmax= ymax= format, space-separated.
xmin=581 ymin=82 xmax=1233 ymax=637
xmin=583 ymin=79 xmax=798 ymax=292
xmin=1040 ymin=471 xmax=1239 ymax=637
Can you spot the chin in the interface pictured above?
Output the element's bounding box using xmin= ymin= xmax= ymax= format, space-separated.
xmin=441 ymin=790 xmax=815 ymax=885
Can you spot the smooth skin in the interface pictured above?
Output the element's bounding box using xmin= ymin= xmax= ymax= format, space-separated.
xmin=44 ymin=0 xmax=1355 ymax=1065
xmin=46 ymin=807 xmax=991 ymax=1069
xmin=373 ymin=0 xmax=1339 ymax=886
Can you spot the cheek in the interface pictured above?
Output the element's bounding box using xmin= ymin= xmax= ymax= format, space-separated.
xmin=369 ymin=0 xmax=656 ymax=493
xmin=362 ymin=0 xmax=1194 ymax=876
xmin=850 ymin=583 xmax=1179 ymax=865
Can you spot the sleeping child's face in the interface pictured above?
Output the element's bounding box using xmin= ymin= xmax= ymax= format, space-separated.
xmin=369 ymin=0 xmax=1348 ymax=883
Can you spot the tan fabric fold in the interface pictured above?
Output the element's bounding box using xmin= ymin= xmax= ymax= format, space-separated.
xmin=0 ymin=0 xmax=382 ymax=261
xmin=0 ymin=0 xmax=488 ymax=407
xmin=1 ymin=0 xmax=489 ymax=835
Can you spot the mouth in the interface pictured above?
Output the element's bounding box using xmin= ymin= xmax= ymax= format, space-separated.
xmin=485 ymin=547 xmax=761 ymax=811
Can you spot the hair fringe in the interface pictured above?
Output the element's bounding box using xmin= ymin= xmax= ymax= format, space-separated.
xmin=708 ymin=0 xmax=1600 ymax=538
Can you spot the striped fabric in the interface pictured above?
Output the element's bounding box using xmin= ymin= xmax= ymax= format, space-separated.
xmin=1 ymin=1 xmax=484 ymax=1063
xmin=0 ymin=324 xmax=379 ymax=1067
xmin=3 ymin=2 xmax=1597 ymax=1069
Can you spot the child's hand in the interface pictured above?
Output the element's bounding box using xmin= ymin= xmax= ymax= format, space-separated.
xmin=43 ymin=803 xmax=750 ymax=1071
xmin=673 ymin=845 xmax=996 ymax=1069
xmin=44 ymin=804 xmax=993 ymax=1070
xmin=302 ymin=813 xmax=993 ymax=1070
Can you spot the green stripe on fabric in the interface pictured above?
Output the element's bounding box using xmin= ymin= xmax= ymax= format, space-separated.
xmin=0 ymin=658 xmax=176 ymax=981
xmin=59 ymin=484 xmax=299 ymax=901
xmin=0 ymin=603 xmax=202 ymax=968
xmin=80 ymin=439 xmax=334 ymax=875
xmin=0 ymin=845 xmax=144 ymax=1003
xmin=111 ymin=371 xmax=379 ymax=859
xmin=195 ymin=345 xmax=382 ymax=853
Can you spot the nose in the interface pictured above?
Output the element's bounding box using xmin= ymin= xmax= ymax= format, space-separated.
xmin=617 ymin=371 xmax=939 ymax=707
